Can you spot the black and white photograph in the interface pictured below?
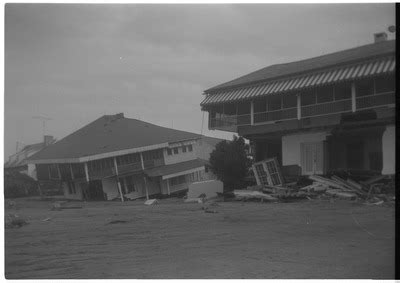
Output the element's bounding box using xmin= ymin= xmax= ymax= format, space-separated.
xmin=3 ymin=2 xmax=396 ymax=279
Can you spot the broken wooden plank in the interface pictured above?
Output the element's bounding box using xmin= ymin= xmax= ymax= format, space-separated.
xmin=233 ymin=190 xmax=278 ymax=201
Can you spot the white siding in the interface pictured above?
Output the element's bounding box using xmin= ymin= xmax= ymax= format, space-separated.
xmin=163 ymin=144 xmax=197 ymax=165
xmin=382 ymin=124 xmax=395 ymax=175
xmin=282 ymin=131 xmax=330 ymax=167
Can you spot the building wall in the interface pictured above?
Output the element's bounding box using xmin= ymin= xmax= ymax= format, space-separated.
xmin=163 ymin=142 xmax=197 ymax=165
xmin=195 ymin=139 xmax=219 ymax=161
xmin=62 ymin=181 xmax=84 ymax=200
xmin=160 ymin=169 xmax=216 ymax=195
xmin=102 ymin=178 xmax=120 ymax=200
xmin=382 ymin=124 xmax=395 ymax=175
xmin=282 ymin=131 xmax=330 ymax=167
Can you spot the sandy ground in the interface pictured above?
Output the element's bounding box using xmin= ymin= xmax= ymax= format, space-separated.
xmin=4 ymin=196 xmax=395 ymax=279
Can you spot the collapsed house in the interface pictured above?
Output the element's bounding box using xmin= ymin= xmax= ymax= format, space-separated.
xmin=201 ymin=34 xmax=395 ymax=177
xmin=27 ymin=113 xmax=222 ymax=201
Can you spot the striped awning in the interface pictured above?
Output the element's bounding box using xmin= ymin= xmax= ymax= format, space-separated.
xmin=201 ymin=56 xmax=395 ymax=107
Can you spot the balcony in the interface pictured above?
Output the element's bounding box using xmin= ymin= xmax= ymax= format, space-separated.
xmin=117 ymin=162 xmax=143 ymax=175
xmin=88 ymin=167 xmax=117 ymax=180
xmin=143 ymin=158 xmax=165 ymax=169
xmin=254 ymin=107 xmax=297 ymax=123
xmin=356 ymin=91 xmax=395 ymax=110
xmin=207 ymin=90 xmax=395 ymax=131
xmin=301 ymin=99 xmax=352 ymax=118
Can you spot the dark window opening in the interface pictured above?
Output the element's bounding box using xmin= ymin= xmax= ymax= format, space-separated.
xmin=188 ymin=145 xmax=193 ymax=152
xmin=173 ymin=148 xmax=179 ymax=154
xmin=254 ymin=98 xmax=267 ymax=113
xmin=282 ymin=95 xmax=297 ymax=108
xmin=355 ymin=79 xmax=374 ymax=97
xmin=301 ymin=90 xmax=316 ymax=106
xmin=223 ymin=103 xmax=236 ymax=115
xmin=316 ymin=86 xmax=334 ymax=103
xmin=182 ymin=146 xmax=187 ymax=153
xmin=375 ymin=75 xmax=395 ymax=93
xmin=237 ymin=101 xmax=250 ymax=115
xmin=334 ymin=83 xmax=352 ymax=100
xmin=268 ymin=96 xmax=282 ymax=111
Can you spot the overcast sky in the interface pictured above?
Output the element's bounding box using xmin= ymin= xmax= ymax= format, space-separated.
xmin=4 ymin=3 xmax=395 ymax=159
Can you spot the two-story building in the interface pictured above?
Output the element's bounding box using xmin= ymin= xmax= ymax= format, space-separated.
xmin=27 ymin=113 xmax=220 ymax=201
xmin=201 ymin=34 xmax=395 ymax=176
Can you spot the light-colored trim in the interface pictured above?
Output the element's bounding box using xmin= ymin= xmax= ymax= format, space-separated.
xmin=297 ymin=94 xmax=301 ymax=120
xmin=167 ymin=139 xmax=199 ymax=148
xmin=143 ymin=176 xmax=149 ymax=200
xmin=250 ymin=101 xmax=254 ymax=125
xmin=28 ymin=142 xmax=169 ymax=164
xmin=113 ymin=157 xmax=119 ymax=175
xmin=351 ymin=82 xmax=356 ymax=112
xmin=162 ymin=166 xmax=205 ymax=180
xmin=84 ymin=163 xmax=89 ymax=182
xmin=140 ymin=152 xmax=144 ymax=169
xmin=70 ymin=164 xmax=74 ymax=179
xmin=166 ymin=179 xmax=170 ymax=195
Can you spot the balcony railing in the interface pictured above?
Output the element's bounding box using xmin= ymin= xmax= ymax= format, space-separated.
xmin=88 ymin=167 xmax=117 ymax=180
xmin=301 ymin=99 xmax=352 ymax=118
xmin=254 ymin=107 xmax=297 ymax=123
xmin=208 ymin=91 xmax=395 ymax=130
xmin=209 ymin=114 xmax=251 ymax=128
xmin=143 ymin=158 xmax=165 ymax=169
xmin=356 ymin=91 xmax=395 ymax=110
xmin=117 ymin=162 xmax=143 ymax=175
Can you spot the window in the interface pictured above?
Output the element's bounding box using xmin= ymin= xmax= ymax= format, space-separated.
xmin=169 ymin=175 xmax=186 ymax=186
xmin=375 ymin=75 xmax=395 ymax=93
xmin=173 ymin=147 xmax=179 ymax=154
xmin=334 ymin=83 xmax=351 ymax=100
xmin=237 ymin=101 xmax=251 ymax=114
xmin=167 ymin=148 xmax=172 ymax=155
xmin=254 ymin=98 xmax=267 ymax=113
xmin=316 ymin=85 xmax=334 ymax=103
xmin=267 ymin=96 xmax=281 ymax=111
xmin=117 ymin=153 xmax=140 ymax=165
xmin=188 ymin=145 xmax=193 ymax=152
xmin=119 ymin=175 xmax=136 ymax=194
xmin=301 ymin=90 xmax=316 ymax=106
xmin=355 ymin=79 xmax=374 ymax=97
xmin=143 ymin=149 xmax=163 ymax=160
xmin=282 ymin=95 xmax=297 ymax=108
xmin=223 ymin=103 xmax=236 ymax=115
xmin=182 ymin=146 xmax=187 ymax=153
xmin=67 ymin=181 xmax=76 ymax=194
xmin=49 ymin=164 xmax=60 ymax=179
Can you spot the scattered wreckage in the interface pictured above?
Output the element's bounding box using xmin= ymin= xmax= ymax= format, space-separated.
xmin=232 ymin=158 xmax=395 ymax=205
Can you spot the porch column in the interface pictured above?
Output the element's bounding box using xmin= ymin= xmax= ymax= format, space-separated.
xmin=250 ymin=100 xmax=254 ymax=125
xmin=56 ymin=164 xmax=62 ymax=179
xmin=140 ymin=152 xmax=145 ymax=169
xmin=113 ymin=157 xmax=124 ymax=202
xmin=351 ymin=82 xmax=356 ymax=112
xmin=166 ymin=179 xmax=171 ymax=195
xmin=69 ymin=164 xmax=74 ymax=180
xmin=297 ymin=94 xmax=301 ymax=120
xmin=143 ymin=176 xmax=149 ymax=200
xmin=84 ymin=162 xmax=89 ymax=182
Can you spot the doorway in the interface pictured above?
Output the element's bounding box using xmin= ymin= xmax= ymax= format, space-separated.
xmin=87 ymin=180 xmax=106 ymax=201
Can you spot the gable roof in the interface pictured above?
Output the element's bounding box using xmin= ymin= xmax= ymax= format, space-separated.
xmin=200 ymin=135 xmax=226 ymax=146
xmin=28 ymin=114 xmax=201 ymax=163
xmin=206 ymin=40 xmax=395 ymax=93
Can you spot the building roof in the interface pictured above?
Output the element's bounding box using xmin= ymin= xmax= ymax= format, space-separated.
xmin=205 ymin=40 xmax=395 ymax=93
xmin=200 ymin=135 xmax=225 ymax=146
xmin=4 ymin=141 xmax=53 ymax=168
xmin=28 ymin=114 xmax=201 ymax=163
xmin=144 ymin=158 xmax=206 ymax=178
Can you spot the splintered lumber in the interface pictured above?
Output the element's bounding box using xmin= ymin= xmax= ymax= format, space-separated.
xmin=362 ymin=175 xmax=386 ymax=185
xmin=325 ymin=189 xmax=357 ymax=200
xmin=233 ymin=190 xmax=278 ymax=201
xmin=309 ymin=175 xmax=349 ymax=190
xmin=346 ymin=178 xmax=369 ymax=192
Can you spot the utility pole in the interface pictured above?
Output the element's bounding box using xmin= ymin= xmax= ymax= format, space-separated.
xmin=32 ymin=115 xmax=52 ymax=137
